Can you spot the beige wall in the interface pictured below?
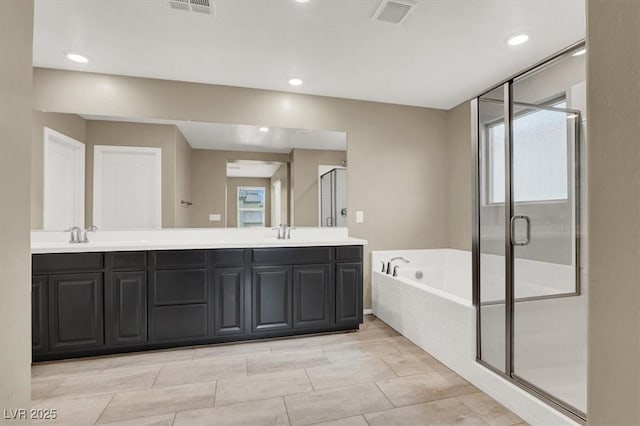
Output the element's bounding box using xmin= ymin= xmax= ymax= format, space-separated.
xmin=446 ymin=102 xmax=472 ymax=250
xmin=33 ymin=68 xmax=450 ymax=308
xmin=175 ymin=128 xmax=192 ymax=227
xmin=189 ymin=149 xmax=290 ymax=228
xmin=587 ymin=0 xmax=640 ymax=424
xmin=31 ymin=111 xmax=87 ymax=229
xmin=291 ymin=149 xmax=346 ymax=227
xmin=85 ymin=120 xmax=178 ymax=228
xmin=226 ymin=178 xmax=271 ymax=227
xmin=0 ymin=0 xmax=33 ymax=418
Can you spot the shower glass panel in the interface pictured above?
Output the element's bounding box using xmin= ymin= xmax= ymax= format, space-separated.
xmin=473 ymin=43 xmax=586 ymax=421
xmin=511 ymin=54 xmax=586 ymax=416
xmin=320 ymin=168 xmax=347 ymax=227
xmin=477 ymin=85 xmax=507 ymax=372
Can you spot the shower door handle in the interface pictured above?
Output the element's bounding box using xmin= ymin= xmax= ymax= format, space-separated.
xmin=510 ymin=215 xmax=531 ymax=246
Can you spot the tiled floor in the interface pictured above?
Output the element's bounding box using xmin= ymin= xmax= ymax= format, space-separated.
xmin=31 ymin=316 xmax=526 ymax=426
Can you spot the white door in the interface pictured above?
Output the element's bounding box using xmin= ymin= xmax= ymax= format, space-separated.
xmin=271 ymin=179 xmax=282 ymax=227
xmin=43 ymin=127 xmax=85 ymax=230
xmin=93 ymin=145 xmax=162 ymax=229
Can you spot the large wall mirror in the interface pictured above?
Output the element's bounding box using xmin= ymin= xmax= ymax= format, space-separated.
xmin=32 ymin=111 xmax=347 ymax=230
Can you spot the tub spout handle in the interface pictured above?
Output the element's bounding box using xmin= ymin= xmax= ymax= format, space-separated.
xmin=380 ymin=260 xmax=385 ymax=272
xmin=393 ymin=265 xmax=400 ymax=277
xmin=386 ymin=257 xmax=410 ymax=275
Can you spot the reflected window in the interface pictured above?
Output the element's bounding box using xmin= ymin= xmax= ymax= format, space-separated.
xmin=237 ymin=187 xmax=265 ymax=227
xmin=486 ymin=100 xmax=569 ymax=203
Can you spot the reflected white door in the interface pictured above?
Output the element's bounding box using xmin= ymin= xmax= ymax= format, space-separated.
xmin=272 ymin=179 xmax=282 ymax=227
xmin=93 ymin=145 xmax=162 ymax=229
xmin=43 ymin=127 xmax=85 ymax=230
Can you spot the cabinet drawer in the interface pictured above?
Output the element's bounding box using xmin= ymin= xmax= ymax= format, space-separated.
xmin=152 ymin=269 xmax=208 ymax=305
xmin=252 ymin=247 xmax=332 ymax=265
xmin=152 ymin=250 xmax=207 ymax=269
xmin=336 ymin=246 xmax=363 ymax=261
xmin=33 ymin=253 xmax=103 ymax=274
xmin=109 ymin=252 xmax=147 ymax=270
xmin=151 ymin=304 xmax=209 ymax=342
xmin=210 ymin=249 xmax=245 ymax=266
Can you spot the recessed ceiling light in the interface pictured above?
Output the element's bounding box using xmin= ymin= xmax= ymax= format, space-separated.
xmin=288 ymin=78 xmax=303 ymax=86
xmin=65 ymin=52 xmax=89 ymax=63
xmin=295 ymin=0 xmax=310 ymax=3
xmin=506 ymin=34 xmax=529 ymax=47
xmin=572 ymin=48 xmax=586 ymax=57
xmin=259 ymin=127 xmax=269 ymax=132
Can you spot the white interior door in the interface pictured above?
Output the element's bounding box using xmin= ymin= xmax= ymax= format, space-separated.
xmin=93 ymin=145 xmax=162 ymax=229
xmin=43 ymin=127 xmax=85 ymax=230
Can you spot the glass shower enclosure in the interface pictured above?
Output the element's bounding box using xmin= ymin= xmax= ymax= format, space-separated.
xmin=472 ymin=43 xmax=587 ymax=421
xmin=320 ymin=167 xmax=347 ymax=227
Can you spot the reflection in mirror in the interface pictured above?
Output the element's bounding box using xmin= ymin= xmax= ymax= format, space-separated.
xmin=226 ymin=160 xmax=289 ymax=228
xmin=320 ymin=167 xmax=347 ymax=227
xmin=32 ymin=111 xmax=347 ymax=230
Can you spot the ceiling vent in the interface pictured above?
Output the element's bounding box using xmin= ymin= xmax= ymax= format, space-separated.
xmin=372 ymin=0 xmax=417 ymax=24
xmin=169 ymin=0 xmax=213 ymax=15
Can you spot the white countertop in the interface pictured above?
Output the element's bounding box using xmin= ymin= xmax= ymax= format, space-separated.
xmin=31 ymin=228 xmax=367 ymax=254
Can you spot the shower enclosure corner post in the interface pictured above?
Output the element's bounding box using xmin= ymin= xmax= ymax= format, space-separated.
xmin=470 ymin=97 xmax=481 ymax=361
xmin=503 ymin=82 xmax=514 ymax=377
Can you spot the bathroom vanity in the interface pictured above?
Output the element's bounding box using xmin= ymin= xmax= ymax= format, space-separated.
xmin=31 ymin=229 xmax=365 ymax=361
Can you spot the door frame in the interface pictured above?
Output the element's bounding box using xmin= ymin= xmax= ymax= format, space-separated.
xmin=43 ymin=127 xmax=85 ymax=230
xmin=93 ymin=145 xmax=162 ymax=229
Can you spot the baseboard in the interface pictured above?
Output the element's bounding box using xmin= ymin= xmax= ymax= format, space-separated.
xmin=363 ymin=309 xmax=373 ymax=315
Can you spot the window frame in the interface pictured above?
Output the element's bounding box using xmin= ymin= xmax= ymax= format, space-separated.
xmin=482 ymin=95 xmax=571 ymax=206
xmin=237 ymin=186 xmax=266 ymax=228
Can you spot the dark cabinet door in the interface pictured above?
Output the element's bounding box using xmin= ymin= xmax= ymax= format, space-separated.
xmin=32 ymin=276 xmax=48 ymax=354
xmin=252 ymin=266 xmax=292 ymax=332
xmin=293 ymin=264 xmax=332 ymax=329
xmin=49 ymin=273 xmax=104 ymax=351
xmin=108 ymin=271 xmax=147 ymax=346
xmin=336 ymin=263 xmax=363 ymax=325
xmin=214 ymin=267 xmax=245 ymax=335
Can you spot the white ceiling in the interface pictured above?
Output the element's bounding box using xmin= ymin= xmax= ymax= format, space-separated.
xmin=33 ymin=0 xmax=585 ymax=110
xmin=227 ymin=161 xmax=284 ymax=178
xmin=81 ymin=114 xmax=347 ymax=153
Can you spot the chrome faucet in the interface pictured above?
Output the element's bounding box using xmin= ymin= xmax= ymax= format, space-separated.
xmin=67 ymin=225 xmax=97 ymax=244
xmin=386 ymin=257 xmax=409 ymax=275
xmin=272 ymin=224 xmax=295 ymax=240
xmin=68 ymin=226 xmax=82 ymax=244
xmin=81 ymin=226 xmax=98 ymax=243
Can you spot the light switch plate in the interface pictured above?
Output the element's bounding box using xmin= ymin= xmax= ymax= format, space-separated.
xmin=356 ymin=210 xmax=364 ymax=223
xmin=209 ymin=213 xmax=221 ymax=222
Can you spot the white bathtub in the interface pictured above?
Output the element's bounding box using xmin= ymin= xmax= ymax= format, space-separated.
xmin=371 ymin=249 xmax=584 ymax=426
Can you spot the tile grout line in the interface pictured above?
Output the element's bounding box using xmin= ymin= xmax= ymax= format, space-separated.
xmin=170 ymin=412 xmax=177 ymax=426
xmin=150 ymin=365 xmax=163 ymax=388
xmin=373 ymin=380 xmax=397 ymax=409
xmin=302 ymin=368 xmax=316 ymax=391
xmin=377 ymin=356 xmax=400 ymax=379
xmin=93 ymin=393 xmax=116 ymax=425
xmin=212 ymin=379 xmax=218 ymax=407
xmin=281 ymin=396 xmax=294 ymax=426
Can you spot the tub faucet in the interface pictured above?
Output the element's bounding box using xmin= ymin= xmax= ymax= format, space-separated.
xmin=386 ymin=257 xmax=409 ymax=275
